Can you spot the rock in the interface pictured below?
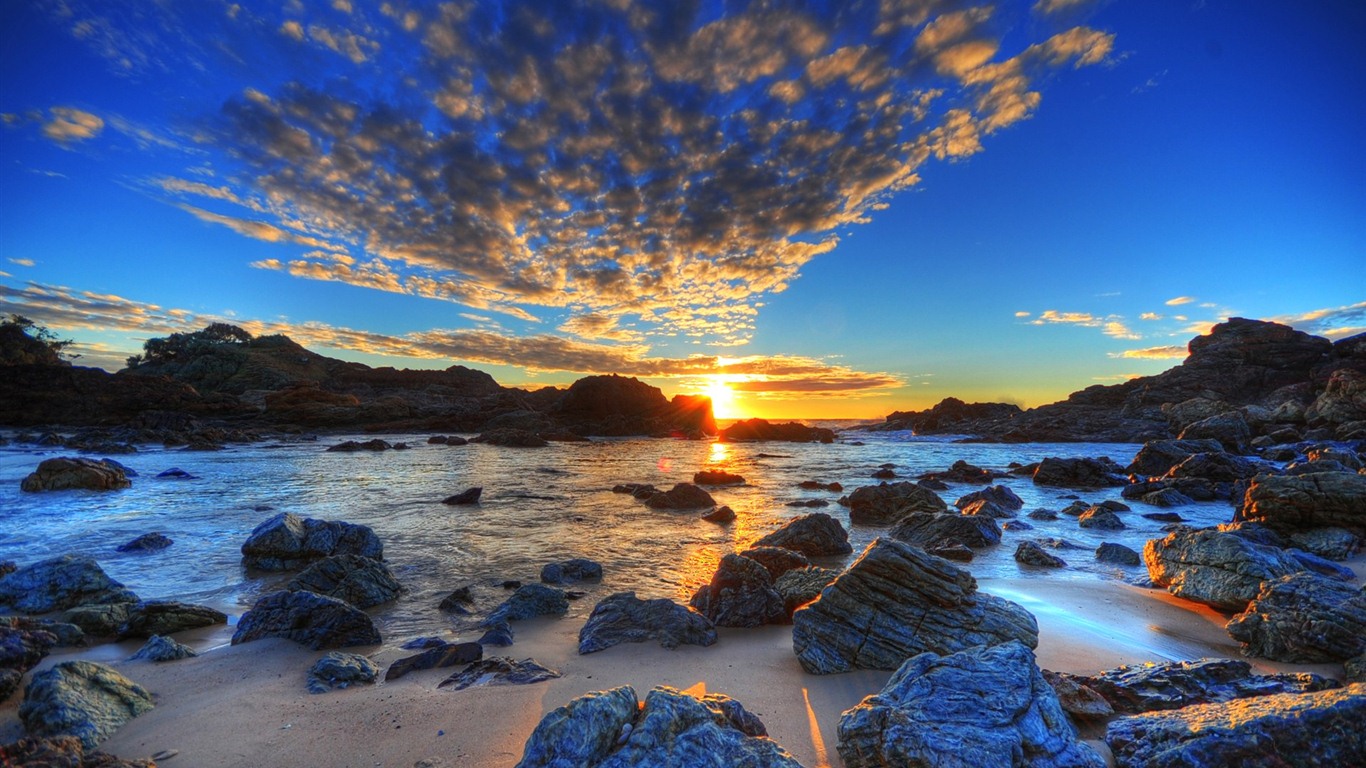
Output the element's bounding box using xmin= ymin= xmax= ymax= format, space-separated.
xmin=1126 ymin=439 xmax=1227 ymax=477
xmin=1096 ymin=542 xmax=1142 ymax=565
xmin=479 ymin=622 xmax=515 ymax=647
xmin=643 ymin=483 xmax=716 ymax=510
xmin=0 ymin=626 xmax=57 ymax=702
xmin=0 ymin=555 xmax=138 ymax=614
xmin=873 ymin=397 xmax=1023 ymax=435
xmin=612 ymin=482 xmax=656 ymax=497
xmin=798 ymin=480 xmax=842 ymax=492
xmin=1063 ymin=657 xmax=1338 ymax=715
xmin=0 ymin=734 xmax=155 ymax=767
xmin=693 ymin=470 xmax=744 ymax=485
xmin=114 ymin=533 xmax=172 ymax=553
xmin=1028 ymin=508 xmax=1060 ymax=521
xmin=1178 ymin=411 xmax=1255 ymax=452
xmin=154 ymin=467 xmax=194 ymax=479
xmin=540 ymin=558 xmax=603 ymax=584
xmin=20 ymin=458 xmax=131 ymax=492
xmin=785 ymin=499 xmax=829 ymax=508
xmin=701 ymin=505 xmax=735 ymax=523
xmin=1165 ymin=452 xmax=1266 ymax=482
xmin=577 ymin=592 xmax=716 ymax=654
xmin=488 ymin=584 xmax=568 ymax=622
xmin=1348 ymin=654 xmax=1366 ymax=683
xmin=1078 ymin=507 xmax=1125 ymax=530
xmin=845 ymin=481 xmax=948 ymax=524
xmin=384 ymin=641 xmax=484 ymax=681
xmin=751 ymin=512 xmax=852 ymax=556
xmin=19 ymin=661 xmax=153 ymax=750
xmin=719 ymin=418 xmax=834 ymax=443
xmin=437 ymin=657 xmax=561 ymax=691
xmin=955 ymin=484 xmax=1025 ymax=511
xmin=307 ymin=651 xmax=379 ymax=693
xmin=473 ymin=429 xmax=549 ymax=447
xmin=240 ymin=512 xmax=383 ymax=571
xmin=961 ymin=499 xmax=1016 ymax=519
xmin=737 ymin=546 xmax=811 ymax=579
xmin=929 ymin=543 xmax=975 ymax=561
xmin=231 ymin=590 xmax=381 ymax=650
xmin=1002 ymin=519 xmax=1034 ymax=531
xmin=128 ymin=635 xmax=197 ymax=662
xmin=773 ymin=566 xmax=837 ymax=616
xmin=118 ymin=601 xmax=227 ymax=639
xmin=1288 ymin=526 xmax=1360 ymax=560
xmin=1140 ymin=488 xmax=1195 ymax=507
xmin=888 ymin=511 xmax=1002 ymax=550
xmin=1226 ymin=572 xmax=1366 ymax=662
xmin=792 ymin=538 xmax=1037 ymax=674
xmin=1032 ymin=457 xmax=1126 ymax=488
xmin=59 ymin=604 xmax=131 ymax=638
xmin=837 ymin=641 xmax=1103 ymax=768
xmin=871 ymin=468 xmax=896 ymax=479
xmin=688 ymin=554 xmax=785 ymax=628
xmin=1016 ymin=541 xmax=1067 ymax=568
xmin=438 ymin=586 xmax=474 ymax=613
xmin=1105 ymin=684 xmax=1366 ymax=768
xmin=514 ymin=685 xmax=801 ymax=768
xmin=442 ymin=487 xmax=482 ymax=505
xmin=1239 ymin=471 xmax=1366 ymax=534
xmin=285 ymin=554 xmax=402 ymax=609
xmin=326 ymin=438 xmax=392 ymax=452
xmin=919 ymin=459 xmax=1008 ymax=484
xmin=1041 ymin=669 xmax=1114 ymax=719
xmin=1287 ymin=548 xmax=1357 ymax=580
xmin=1144 ymin=529 xmax=1304 ymax=611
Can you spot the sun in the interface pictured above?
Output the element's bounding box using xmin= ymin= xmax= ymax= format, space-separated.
xmin=703 ymin=378 xmax=743 ymax=420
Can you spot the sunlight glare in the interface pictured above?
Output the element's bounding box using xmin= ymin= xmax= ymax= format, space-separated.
xmin=704 ymin=377 xmax=742 ymax=419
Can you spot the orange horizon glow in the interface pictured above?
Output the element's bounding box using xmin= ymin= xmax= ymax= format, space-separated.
xmin=702 ymin=377 xmax=744 ymax=420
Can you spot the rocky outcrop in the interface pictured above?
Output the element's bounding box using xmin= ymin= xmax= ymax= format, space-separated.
xmin=643 ymin=483 xmax=716 ymax=509
xmin=888 ymin=511 xmax=1002 ymax=550
xmin=792 ymin=538 xmax=1037 ymax=674
xmin=0 ymin=555 xmax=138 ymax=614
xmin=551 ymin=374 xmax=716 ymax=437
xmin=870 ymin=397 xmax=1023 ymax=434
xmin=437 ymin=657 xmax=562 ymax=691
xmin=1125 ymin=439 xmax=1226 ymax=477
xmin=837 ymin=641 xmax=1103 ymax=768
xmin=1055 ymin=658 xmax=1337 ymax=715
xmin=285 ymin=554 xmax=401 ymax=609
xmin=231 ymin=590 xmax=381 ymax=650
xmin=1226 ymin=573 xmax=1366 ymax=663
xmin=1105 ymin=684 xmax=1366 ymax=768
xmin=844 ymin=481 xmax=947 ymax=524
xmin=306 ymin=652 xmax=379 ymax=693
xmin=719 ymin=418 xmax=835 ymax=443
xmin=1238 ymin=471 xmax=1366 ymax=534
xmin=751 ymin=513 xmax=852 ymax=556
xmin=240 ymin=512 xmax=383 ymax=570
xmin=1177 ymin=412 xmax=1252 ymax=452
xmin=577 ymin=592 xmax=717 ymax=654
xmin=1032 ymin=457 xmax=1126 ymax=488
xmin=473 ymin=428 xmax=549 ymax=447
xmin=1144 ymin=528 xmax=1304 ymax=611
xmin=688 ymin=554 xmax=785 ymax=628
xmin=20 ymin=458 xmax=131 ymax=492
xmin=19 ymin=661 xmax=153 ymax=750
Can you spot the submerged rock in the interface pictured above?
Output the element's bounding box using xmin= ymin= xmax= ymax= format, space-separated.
xmin=442 ymin=487 xmax=482 ymax=505
xmin=231 ymin=590 xmax=381 ymax=650
xmin=115 ymin=533 xmax=172 ymax=553
xmin=1057 ymin=658 xmax=1337 ymax=715
xmin=0 ymin=555 xmax=138 ymax=614
xmin=474 ymin=428 xmax=549 ymax=447
xmin=688 ymin=554 xmax=785 ymax=628
xmin=438 ymin=657 xmax=562 ymax=691
xmin=19 ymin=661 xmax=153 ymax=750
xmin=286 ymin=554 xmax=402 ymax=609
xmin=578 ymin=592 xmax=717 ymax=654
xmin=307 ymin=652 xmax=379 ymax=693
xmin=20 ymin=457 xmax=131 ymax=492
xmin=751 ymin=512 xmax=852 ymax=556
xmin=845 ymin=481 xmax=947 ymax=524
xmin=644 ymin=483 xmax=716 ymax=510
xmin=240 ymin=512 xmax=383 ymax=571
xmin=888 ymin=511 xmax=1002 ymax=550
xmin=326 ymin=438 xmax=392 ymax=452
xmin=1144 ymin=528 xmax=1303 ymax=611
xmin=1226 ymin=572 xmax=1366 ymax=663
xmin=792 ymin=538 xmax=1037 ymax=674
xmin=837 ymin=641 xmax=1103 ymax=768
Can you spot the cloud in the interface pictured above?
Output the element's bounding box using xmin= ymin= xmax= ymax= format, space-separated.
xmin=1107 ymin=345 xmax=1187 ymax=360
xmin=1165 ymin=296 xmax=1195 ymax=306
xmin=1271 ymin=301 xmax=1366 ymax=341
xmin=1014 ymin=311 xmax=1031 ymax=318
xmin=41 ymin=107 xmax=104 ymax=145
xmin=1139 ymin=312 xmax=1162 ymax=320
xmin=1031 ymin=310 xmax=1099 ymax=326
xmin=1033 ymin=0 xmax=1099 ymax=15
xmin=1102 ymin=320 xmax=1140 ymax=340
xmin=8 ymin=258 xmax=35 ymax=267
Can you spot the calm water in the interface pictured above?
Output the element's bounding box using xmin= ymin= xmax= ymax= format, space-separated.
xmin=0 ymin=426 xmax=1238 ymax=649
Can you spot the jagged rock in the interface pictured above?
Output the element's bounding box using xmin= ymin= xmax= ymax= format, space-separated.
xmin=837 ymin=641 xmax=1103 ymax=768
xmin=719 ymin=418 xmax=834 ymax=443
xmin=929 ymin=543 xmax=975 ymax=561
xmin=960 ymin=499 xmax=1016 ymax=519
xmin=577 ymin=592 xmax=717 ymax=654
xmin=888 ymin=511 xmax=1002 ymax=550
xmin=240 ymin=512 xmax=383 ymax=570
xmin=59 ymin=604 xmax=131 ymax=638
xmin=689 ymin=554 xmax=785 ymax=628
xmin=792 ymin=538 xmax=1037 ymax=674
xmin=0 ymin=626 xmax=57 ymax=702
xmin=920 ymin=460 xmax=1008 ymax=484
xmin=1239 ymin=471 xmax=1366 ymax=534
xmin=1144 ymin=528 xmax=1304 ymax=611
xmin=874 ymin=397 xmax=1023 ymax=434
xmin=773 ymin=566 xmax=837 ymax=617
xmin=1041 ymin=669 xmax=1114 ymax=719
xmin=798 ymin=480 xmax=843 ymax=492
xmin=115 ymin=533 xmax=172 ymax=553
xmin=1226 ymin=573 xmax=1366 ymax=663
xmin=442 ymin=487 xmax=482 ymax=505
xmin=751 ymin=512 xmax=852 ymax=556
xmin=1105 ymin=684 xmax=1366 ymax=768
xmin=19 ymin=661 xmax=153 ymax=750
xmin=1016 ymin=541 xmax=1067 ymax=568
xmin=231 ymin=590 xmax=381 ymax=650
xmin=128 ymin=635 xmax=197 ymax=662
xmin=954 ymin=484 xmax=1025 ymax=511
xmin=438 ymin=657 xmax=561 ymax=691
xmin=693 ymin=470 xmax=744 ymax=485
xmin=326 ymin=438 xmax=392 ymax=452
xmin=285 ymin=554 xmax=401 ymax=609
xmin=488 ymin=584 xmax=568 ymax=623
xmin=118 ymin=601 xmax=227 ymax=639
xmin=0 ymin=555 xmax=138 ymax=614
xmin=1286 ymin=548 xmax=1357 ymax=580
xmin=1096 ymin=543 xmax=1142 ymax=565
xmin=701 ymin=505 xmax=735 ymax=523
xmin=644 ymin=483 xmax=716 ymax=510
xmin=438 ymin=585 xmax=474 ymax=613
xmin=1348 ymin=655 xmax=1366 ymax=683
xmin=737 ymin=546 xmax=811 ymax=579
xmin=1178 ymin=411 xmax=1252 ymax=452
xmin=473 ymin=428 xmax=549 ymax=447
xmin=1288 ymin=526 xmax=1360 ymax=560
xmin=1140 ymin=488 xmax=1195 ymax=507
xmin=479 ymin=621 xmax=515 ymax=646
xmin=0 ymin=734 xmax=154 ymax=767
xmin=1058 ymin=658 xmax=1337 ymax=715
xmin=1165 ymin=452 xmax=1266 ymax=483
xmin=1126 ymin=439 xmax=1227 ymax=477
xmin=845 ymin=481 xmax=948 ymax=524
xmin=306 ymin=651 xmax=379 ymax=693
xmin=20 ymin=458 xmax=131 ymax=492
xmin=1078 ymin=507 xmax=1125 ymax=530
xmin=385 ymin=642 xmax=484 ymax=681
xmin=515 ymin=684 xmax=800 ymax=768
xmin=1032 ymin=457 xmax=1125 ymax=488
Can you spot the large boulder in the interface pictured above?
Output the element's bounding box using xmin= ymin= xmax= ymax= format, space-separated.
xmin=845 ymin=482 xmax=948 ymax=524
xmin=1226 ymin=573 xmax=1366 ymax=663
xmin=231 ymin=590 xmax=381 ymax=650
xmin=1053 ymin=658 xmax=1337 ymax=715
xmin=1032 ymin=457 xmax=1125 ymax=488
xmin=240 ymin=512 xmax=383 ymax=570
xmin=1239 ymin=471 xmax=1366 ymax=534
xmin=1177 ymin=411 xmax=1252 ymax=452
xmin=644 ymin=483 xmax=716 ymax=510
xmin=1125 ymin=439 xmax=1226 ymax=477
xmin=488 ymin=584 xmax=569 ymax=623
xmin=18 ymin=661 xmax=153 ymax=749
xmin=285 ymin=554 xmax=401 ymax=609
xmin=0 ymin=555 xmax=138 ymax=614
xmin=837 ymin=641 xmax=1103 ymax=768
xmin=792 ymin=538 xmax=1038 ymax=674
xmin=1164 ymin=452 xmax=1266 ymax=482
xmin=578 ymin=592 xmax=717 ymax=654
xmin=20 ymin=458 xmax=131 ymax=492
xmin=1105 ymin=684 xmax=1366 ymax=768
xmin=774 ymin=566 xmax=838 ymax=617
xmin=737 ymin=547 xmax=811 ymax=580
xmin=117 ymin=600 xmax=227 ymax=639
xmin=515 ymin=685 xmax=802 ymax=768
xmin=688 ymin=554 xmax=785 ymax=628
xmin=888 ymin=511 xmax=1002 ymax=550
xmin=751 ymin=512 xmax=852 ymax=556
xmin=1144 ymin=528 xmax=1304 ymax=611
xmin=1308 ymin=368 xmax=1366 ymax=425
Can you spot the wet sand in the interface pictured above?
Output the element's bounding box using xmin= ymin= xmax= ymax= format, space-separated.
xmin=2 ymin=569 xmax=1353 ymax=768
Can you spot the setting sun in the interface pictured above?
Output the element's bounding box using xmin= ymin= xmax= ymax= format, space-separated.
xmin=703 ymin=378 xmax=744 ymax=420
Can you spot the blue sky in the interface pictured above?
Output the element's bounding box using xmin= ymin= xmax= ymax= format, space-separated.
xmin=1 ymin=0 xmax=1362 ymax=418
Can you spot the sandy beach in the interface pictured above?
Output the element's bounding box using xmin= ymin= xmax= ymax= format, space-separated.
xmin=4 ymin=566 xmax=1354 ymax=768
